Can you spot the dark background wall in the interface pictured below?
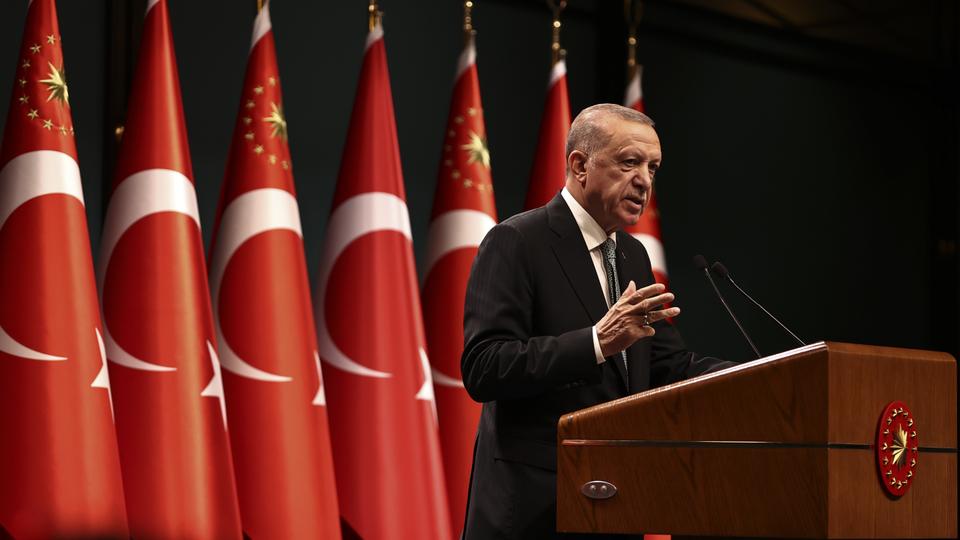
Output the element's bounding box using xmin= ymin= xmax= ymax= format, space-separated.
xmin=1 ymin=0 xmax=957 ymax=363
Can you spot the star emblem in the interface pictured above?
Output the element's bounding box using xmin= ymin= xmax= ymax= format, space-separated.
xmin=246 ymin=100 xmax=255 ymax=109
xmin=41 ymin=119 xmax=53 ymax=130
xmin=46 ymin=34 xmax=56 ymax=44
xmin=244 ymin=132 xmax=254 ymax=140
xmin=253 ymin=144 xmax=264 ymax=155
xmin=462 ymin=130 xmax=490 ymax=168
xmin=18 ymin=78 xmax=26 ymax=87
xmin=39 ymin=62 xmax=69 ymax=105
xmin=891 ymin=425 xmax=908 ymax=467
xmin=29 ymin=44 xmax=41 ymax=54
xmin=18 ymin=95 xmax=28 ymax=104
xmin=268 ymin=76 xmax=276 ymax=86
xmin=26 ymin=109 xmax=38 ymax=119
xmin=22 ymin=59 xmax=31 ymax=69
xmin=253 ymin=85 xmax=264 ymax=95
xmin=263 ymin=102 xmax=287 ymax=140
xmin=243 ymin=117 xmax=252 ymax=125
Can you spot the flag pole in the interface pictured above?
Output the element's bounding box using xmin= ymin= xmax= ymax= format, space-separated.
xmin=368 ymin=0 xmax=382 ymax=31
xmin=547 ymin=0 xmax=566 ymax=65
xmin=624 ymin=0 xmax=642 ymax=80
xmin=463 ymin=0 xmax=476 ymax=46
xmin=257 ymin=0 xmax=263 ymax=12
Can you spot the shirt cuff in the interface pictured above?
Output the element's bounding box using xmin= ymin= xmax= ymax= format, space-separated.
xmin=591 ymin=326 xmax=605 ymax=364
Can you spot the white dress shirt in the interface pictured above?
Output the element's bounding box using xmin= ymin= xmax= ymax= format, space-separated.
xmin=560 ymin=187 xmax=615 ymax=364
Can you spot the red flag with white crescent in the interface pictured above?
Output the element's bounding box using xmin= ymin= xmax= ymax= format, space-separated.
xmin=523 ymin=59 xmax=570 ymax=210
xmin=422 ymin=38 xmax=497 ymax=537
xmin=0 ymin=0 xmax=128 ymax=537
xmin=98 ymin=0 xmax=242 ymax=537
xmin=314 ymin=23 xmax=451 ymax=540
xmin=209 ymin=4 xmax=340 ymax=538
xmin=623 ymin=65 xmax=669 ymax=289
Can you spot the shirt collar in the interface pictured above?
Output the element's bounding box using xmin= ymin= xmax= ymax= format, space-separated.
xmin=560 ymin=187 xmax=615 ymax=251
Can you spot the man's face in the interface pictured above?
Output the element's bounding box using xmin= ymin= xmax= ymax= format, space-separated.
xmin=578 ymin=118 xmax=661 ymax=233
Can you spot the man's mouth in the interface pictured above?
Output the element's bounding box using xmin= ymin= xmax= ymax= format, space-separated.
xmin=624 ymin=195 xmax=645 ymax=210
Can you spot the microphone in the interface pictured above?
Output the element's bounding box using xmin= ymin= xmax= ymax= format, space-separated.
xmin=693 ymin=255 xmax=761 ymax=358
xmin=710 ymin=261 xmax=806 ymax=347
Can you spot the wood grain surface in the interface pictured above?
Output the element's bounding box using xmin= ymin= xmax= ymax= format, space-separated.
xmin=557 ymin=342 xmax=958 ymax=538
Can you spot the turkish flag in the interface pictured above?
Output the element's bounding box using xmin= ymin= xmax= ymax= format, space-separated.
xmin=209 ymin=3 xmax=340 ymax=538
xmin=97 ymin=0 xmax=242 ymax=537
xmin=0 ymin=0 xmax=128 ymax=537
xmin=314 ymin=23 xmax=451 ymax=540
xmin=523 ymin=59 xmax=571 ymax=210
xmin=422 ymin=38 xmax=497 ymax=537
xmin=623 ymin=66 xmax=669 ymax=290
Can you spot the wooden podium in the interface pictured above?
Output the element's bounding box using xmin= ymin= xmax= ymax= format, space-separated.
xmin=557 ymin=342 xmax=957 ymax=538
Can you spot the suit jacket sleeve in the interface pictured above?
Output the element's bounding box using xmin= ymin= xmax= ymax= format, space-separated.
xmin=461 ymin=223 xmax=603 ymax=403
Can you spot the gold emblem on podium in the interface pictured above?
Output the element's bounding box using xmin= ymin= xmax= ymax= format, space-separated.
xmin=876 ymin=401 xmax=918 ymax=497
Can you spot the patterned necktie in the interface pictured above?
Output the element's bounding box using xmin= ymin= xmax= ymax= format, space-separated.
xmin=600 ymin=238 xmax=628 ymax=375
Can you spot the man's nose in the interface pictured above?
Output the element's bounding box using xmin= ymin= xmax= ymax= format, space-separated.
xmin=633 ymin=168 xmax=652 ymax=189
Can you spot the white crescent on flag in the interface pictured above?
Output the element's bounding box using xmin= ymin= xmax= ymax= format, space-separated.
xmin=210 ymin=188 xmax=300 ymax=383
xmin=0 ymin=150 xmax=85 ymax=362
xmin=423 ymin=209 xmax=495 ymax=388
xmin=315 ymin=192 xmax=418 ymax=379
xmin=98 ymin=168 xmax=202 ymax=373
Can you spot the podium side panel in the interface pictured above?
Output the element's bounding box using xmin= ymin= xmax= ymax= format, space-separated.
xmin=827 ymin=449 xmax=957 ymax=539
xmin=827 ymin=344 xmax=957 ymax=447
xmin=557 ymin=444 xmax=827 ymax=537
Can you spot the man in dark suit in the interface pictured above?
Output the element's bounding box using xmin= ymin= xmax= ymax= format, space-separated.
xmin=461 ymin=104 xmax=730 ymax=539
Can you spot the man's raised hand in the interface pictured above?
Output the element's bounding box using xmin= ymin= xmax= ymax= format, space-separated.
xmin=596 ymin=281 xmax=680 ymax=358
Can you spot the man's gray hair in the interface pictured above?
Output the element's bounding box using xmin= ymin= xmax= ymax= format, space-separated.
xmin=565 ymin=103 xmax=654 ymax=158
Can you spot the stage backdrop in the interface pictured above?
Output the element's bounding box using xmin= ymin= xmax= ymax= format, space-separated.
xmin=1 ymin=0 xmax=956 ymax=363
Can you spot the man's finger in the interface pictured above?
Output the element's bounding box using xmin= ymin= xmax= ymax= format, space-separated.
xmin=648 ymin=306 xmax=681 ymax=323
xmin=623 ymin=282 xmax=665 ymax=305
xmin=627 ymin=292 xmax=674 ymax=312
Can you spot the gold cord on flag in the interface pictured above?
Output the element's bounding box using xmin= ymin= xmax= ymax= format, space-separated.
xmin=547 ymin=0 xmax=566 ymax=65
xmin=368 ymin=0 xmax=383 ymax=31
xmin=625 ymin=0 xmax=643 ymax=79
xmin=463 ymin=0 xmax=476 ymax=46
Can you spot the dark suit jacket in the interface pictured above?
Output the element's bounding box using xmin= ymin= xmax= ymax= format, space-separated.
xmin=460 ymin=193 xmax=728 ymax=539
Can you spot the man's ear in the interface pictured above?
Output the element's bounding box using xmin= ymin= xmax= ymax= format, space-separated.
xmin=568 ymin=150 xmax=588 ymax=180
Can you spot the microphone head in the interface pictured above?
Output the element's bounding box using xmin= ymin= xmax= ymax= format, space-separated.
xmin=693 ymin=254 xmax=708 ymax=270
xmin=711 ymin=261 xmax=730 ymax=279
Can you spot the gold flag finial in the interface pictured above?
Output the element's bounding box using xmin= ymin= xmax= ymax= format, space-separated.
xmin=548 ymin=0 xmax=567 ymax=65
xmin=625 ymin=0 xmax=643 ymax=78
xmin=368 ymin=0 xmax=383 ymax=31
xmin=464 ymin=0 xmax=476 ymax=46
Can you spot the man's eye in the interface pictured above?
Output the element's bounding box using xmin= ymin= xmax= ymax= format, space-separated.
xmin=622 ymin=159 xmax=638 ymax=168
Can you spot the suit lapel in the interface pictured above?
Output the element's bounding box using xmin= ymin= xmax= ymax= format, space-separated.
xmin=547 ymin=195 xmax=607 ymax=324
xmin=547 ymin=195 xmax=629 ymax=389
